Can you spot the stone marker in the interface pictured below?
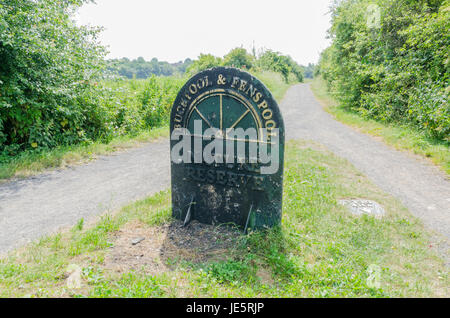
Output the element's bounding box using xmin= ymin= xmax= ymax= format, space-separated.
xmin=170 ymin=67 xmax=285 ymax=231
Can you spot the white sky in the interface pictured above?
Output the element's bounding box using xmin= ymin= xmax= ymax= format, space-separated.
xmin=75 ymin=0 xmax=333 ymax=65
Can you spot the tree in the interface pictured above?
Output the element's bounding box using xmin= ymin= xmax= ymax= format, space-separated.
xmin=258 ymin=50 xmax=303 ymax=82
xmin=304 ymin=63 xmax=316 ymax=79
xmin=106 ymin=57 xmax=193 ymax=78
xmin=318 ymin=0 xmax=449 ymax=140
xmin=222 ymin=47 xmax=254 ymax=69
xmin=186 ymin=54 xmax=222 ymax=75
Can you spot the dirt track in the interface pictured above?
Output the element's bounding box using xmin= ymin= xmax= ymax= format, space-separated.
xmin=0 ymin=83 xmax=448 ymax=262
xmin=0 ymin=142 xmax=170 ymax=254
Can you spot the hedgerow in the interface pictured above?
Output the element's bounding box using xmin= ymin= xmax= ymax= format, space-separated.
xmin=0 ymin=0 xmax=106 ymax=155
xmin=318 ymin=0 xmax=449 ymax=141
xmin=0 ymin=0 xmax=184 ymax=159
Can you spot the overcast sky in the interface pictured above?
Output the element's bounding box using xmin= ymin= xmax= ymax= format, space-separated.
xmin=75 ymin=0 xmax=333 ymax=65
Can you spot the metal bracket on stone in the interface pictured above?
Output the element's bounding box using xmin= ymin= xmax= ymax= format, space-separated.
xmin=183 ymin=195 xmax=196 ymax=227
xmin=243 ymin=203 xmax=254 ymax=234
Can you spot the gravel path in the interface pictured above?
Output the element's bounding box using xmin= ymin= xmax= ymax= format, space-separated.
xmin=0 ymin=142 xmax=170 ymax=254
xmin=0 ymin=83 xmax=448 ymax=261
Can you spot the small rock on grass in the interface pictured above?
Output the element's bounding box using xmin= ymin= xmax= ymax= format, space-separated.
xmin=339 ymin=199 xmax=385 ymax=218
xmin=65 ymin=264 xmax=82 ymax=289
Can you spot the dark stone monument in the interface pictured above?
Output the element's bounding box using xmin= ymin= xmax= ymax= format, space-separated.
xmin=170 ymin=67 xmax=285 ymax=231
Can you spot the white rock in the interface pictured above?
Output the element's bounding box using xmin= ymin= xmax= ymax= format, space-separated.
xmin=66 ymin=264 xmax=82 ymax=289
xmin=339 ymin=199 xmax=385 ymax=218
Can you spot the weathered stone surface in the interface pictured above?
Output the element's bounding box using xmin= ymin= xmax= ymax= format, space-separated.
xmin=170 ymin=67 xmax=285 ymax=230
xmin=131 ymin=237 xmax=145 ymax=245
xmin=339 ymin=199 xmax=386 ymax=218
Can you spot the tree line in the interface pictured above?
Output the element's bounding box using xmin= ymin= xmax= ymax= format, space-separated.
xmin=185 ymin=47 xmax=305 ymax=83
xmin=107 ymin=48 xmax=308 ymax=83
xmin=106 ymin=57 xmax=193 ymax=78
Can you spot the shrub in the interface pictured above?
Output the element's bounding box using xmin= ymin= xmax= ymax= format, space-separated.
xmin=0 ymin=0 xmax=105 ymax=153
xmin=318 ymin=0 xmax=449 ymax=141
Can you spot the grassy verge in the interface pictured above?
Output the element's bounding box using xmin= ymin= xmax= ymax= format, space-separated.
xmin=0 ymin=140 xmax=447 ymax=298
xmin=310 ymin=77 xmax=450 ymax=175
xmin=251 ymin=71 xmax=296 ymax=103
xmin=0 ymin=126 xmax=169 ymax=181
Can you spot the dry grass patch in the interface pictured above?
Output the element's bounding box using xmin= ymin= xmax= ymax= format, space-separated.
xmin=103 ymin=220 xmax=240 ymax=275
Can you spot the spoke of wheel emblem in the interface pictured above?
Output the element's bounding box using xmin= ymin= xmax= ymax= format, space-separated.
xmin=229 ymin=109 xmax=250 ymax=129
xmin=220 ymin=94 xmax=223 ymax=131
xmin=194 ymin=107 xmax=213 ymax=128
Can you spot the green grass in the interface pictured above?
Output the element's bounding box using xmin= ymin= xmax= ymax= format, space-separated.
xmin=0 ymin=140 xmax=447 ymax=298
xmin=310 ymin=77 xmax=450 ymax=175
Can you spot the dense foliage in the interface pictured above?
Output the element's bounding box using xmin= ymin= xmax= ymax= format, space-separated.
xmin=222 ymin=47 xmax=254 ymax=69
xmin=0 ymin=1 xmax=185 ymax=158
xmin=303 ymin=63 xmax=316 ymax=79
xmin=107 ymin=57 xmax=192 ymax=79
xmin=186 ymin=54 xmax=224 ymax=75
xmin=82 ymin=77 xmax=184 ymax=139
xmin=0 ymin=0 xmax=106 ymax=155
xmin=187 ymin=48 xmax=304 ymax=83
xmin=318 ymin=0 xmax=449 ymax=141
xmin=258 ymin=50 xmax=304 ymax=82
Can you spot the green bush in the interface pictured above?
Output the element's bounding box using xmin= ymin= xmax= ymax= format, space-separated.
xmin=137 ymin=77 xmax=185 ymax=128
xmin=0 ymin=0 xmax=186 ymax=161
xmin=106 ymin=57 xmax=192 ymax=79
xmin=258 ymin=50 xmax=304 ymax=82
xmin=223 ymin=47 xmax=254 ymax=70
xmin=88 ymin=77 xmax=184 ymax=143
xmin=318 ymin=0 xmax=449 ymax=141
xmin=187 ymin=48 xmax=305 ymax=83
xmin=0 ymin=0 xmax=106 ymax=155
xmin=186 ymin=54 xmax=222 ymax=75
